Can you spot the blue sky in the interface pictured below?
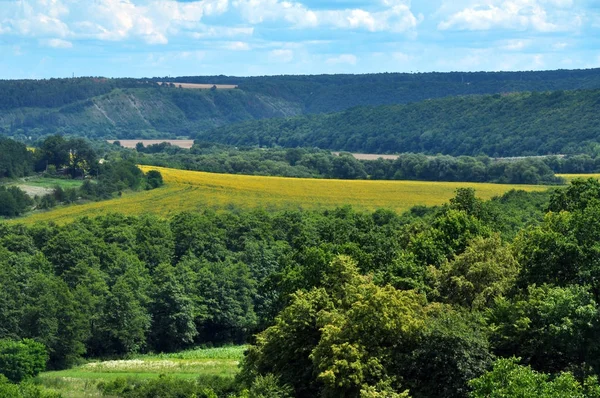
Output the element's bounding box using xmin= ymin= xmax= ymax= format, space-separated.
xmin=0 ymin=0 xmax=599 ymax=78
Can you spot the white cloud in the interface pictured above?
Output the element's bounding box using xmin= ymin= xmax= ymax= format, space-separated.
xmin=0 ymin=0 xmax=231 ymax=45
xmin=269 ymin=49 xmax=294 ymax=62
xmin=191 ymin=26 xmax=254 ymax=39
xmin=233 ymin=0 xmax=419 ymax=33
xmin=501 ymin=39 xmax=529 ymax=50
xmin=326 ymin=54 xmax=357 ymax=65
xmin=224 ymin=41 xmax=251 ymax=50
xmin=40 ymin=38 xmax=73 ymax=48
xmin=438 ymin=0 xmax=581 ymax=32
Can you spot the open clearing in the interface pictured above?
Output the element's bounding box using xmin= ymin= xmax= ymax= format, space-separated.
xmin=38 ymin=346 xmax=245 ymax=398
xmin=108 ymin=139 xmax=195 ymax=149
xmin=157 ymin=82 xmax=238 ymax=89
xmin=10 ymin=166 xmax=550 ymax=225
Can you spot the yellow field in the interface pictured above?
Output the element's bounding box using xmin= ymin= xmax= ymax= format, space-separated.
xmin=557 ymin=174 xmax=600 ymax=182
xmin=11 ymin=166 xmax=550 ymax=225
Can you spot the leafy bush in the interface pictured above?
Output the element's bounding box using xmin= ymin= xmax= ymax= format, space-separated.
xmin=0 ymin=339 xmax=48 ymax=383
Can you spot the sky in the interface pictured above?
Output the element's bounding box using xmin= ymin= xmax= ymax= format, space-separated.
xmin=0 ymin=0 xmax=599 ymax=79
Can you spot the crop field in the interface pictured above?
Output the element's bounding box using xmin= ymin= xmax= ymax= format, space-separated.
xmin=11 ymin=166 xmax=551 ymax=225
xmin=37 ymin=346 xmax=245 ymax=398
xmin=557 ymin=173 xmax=600 ymax=182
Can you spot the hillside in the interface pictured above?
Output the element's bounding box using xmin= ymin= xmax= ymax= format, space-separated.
xmin=196 ymin=89 xmax=600 ymax=157
xmin=2 ymin=86 xmax=301 ymax=139
xmin=3 ymin=68 xmax=600 ymax=139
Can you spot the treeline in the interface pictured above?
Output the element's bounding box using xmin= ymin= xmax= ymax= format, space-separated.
xmin=197 ymin=89 xmax=600 ymax=157
xmin=134 ymin=143 xmax=564 ymax=184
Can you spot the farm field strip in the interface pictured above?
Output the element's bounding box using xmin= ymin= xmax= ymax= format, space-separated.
xmin=11 ymin=166 xmax=550 ymax=225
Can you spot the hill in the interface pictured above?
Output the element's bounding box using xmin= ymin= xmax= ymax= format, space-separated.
xmin=10 ymin=166 xmax=549 ymax=225
xmin=3 ymin=68 xmax=600 ymax=139
xmin=196 ymin=89 xmax=600 ymax=157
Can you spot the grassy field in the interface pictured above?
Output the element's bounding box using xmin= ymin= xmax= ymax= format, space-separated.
xmin=9 ymin=166 xmax=552 ymax=225
xmin=37 ymin=346 xmax=246 ymax=398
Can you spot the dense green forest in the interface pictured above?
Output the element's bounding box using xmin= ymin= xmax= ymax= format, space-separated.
xmin=3 ymin=68 xmax=600 ymax=140
xmin=6 ymin=181 xmax=599 ymax=397
xmin=197 ymin=89 xmax=600 ymax=157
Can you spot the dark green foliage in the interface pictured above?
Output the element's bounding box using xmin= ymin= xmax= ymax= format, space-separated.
xmin=487 ymin=285 xmax=600 ymax=375
xmin=145 ymin=170 xmax=163 ymax=189
xmin=0 ymin=186 xmax=33 ymax=217
xmin=0 ymin=138 xmax=33 ymax=178
xmin=0 ymin=338 xmax=48 ymax=383
xmin=198 ymin=89 xmax=600 ymax=157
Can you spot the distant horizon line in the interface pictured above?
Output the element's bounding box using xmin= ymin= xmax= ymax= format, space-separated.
xmin=2 ymin=66 xmax=600 ymax=81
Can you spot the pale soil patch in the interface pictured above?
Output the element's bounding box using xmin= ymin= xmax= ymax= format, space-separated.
xmin=108 ymin=140 xmax=195 ymax=149
xmin=157 ymin=82 xmax=238 ymax=89
xmin=15 ymin=184 xmax=53 ymax=197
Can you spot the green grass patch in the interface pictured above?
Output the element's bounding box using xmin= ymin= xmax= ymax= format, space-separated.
xmin=37 ymin=346 xmax=246 ymax=397
xmin=18 ymin=177 xmax=84 ymax=189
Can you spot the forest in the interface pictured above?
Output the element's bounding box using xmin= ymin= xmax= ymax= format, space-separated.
xmin=196 ymin=89 xmax=600 ymax=157
xmin=3 ymin=68 xmax=600 ymax=141
xmin=4 ymin=180 xmax=600 ymax=396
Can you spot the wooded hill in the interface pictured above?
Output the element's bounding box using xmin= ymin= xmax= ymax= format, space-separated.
xmin=3 ymin=68 xmax=600 ymax=140
xmin=197 ymin=89 xmax=600 ymax=157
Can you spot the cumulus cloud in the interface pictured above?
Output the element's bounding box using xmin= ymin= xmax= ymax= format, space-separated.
xmin=438 ymin=0 xmax=581 ymax=32
xmin=233 ymin=0 xmax=419 ymax=33
xmin=0 ymin=0 xmax=230 ymax=45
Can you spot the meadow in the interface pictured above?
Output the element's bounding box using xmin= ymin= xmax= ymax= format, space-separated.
xmin=10 ymin=166 xmax=552 ymax=225
xmin=37 ymin=346 xmax=246 ymax=398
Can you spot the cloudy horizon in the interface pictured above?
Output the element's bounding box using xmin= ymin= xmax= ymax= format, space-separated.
xmin=0 ymin=0 xmax=599 ymax=79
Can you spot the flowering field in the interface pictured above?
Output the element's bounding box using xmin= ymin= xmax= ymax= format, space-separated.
xmin=13 ymin=166 xmax=550 ymax=225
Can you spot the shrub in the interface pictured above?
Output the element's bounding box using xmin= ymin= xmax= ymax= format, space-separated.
xmin=0 ymin=339 xmax=48 ymax=383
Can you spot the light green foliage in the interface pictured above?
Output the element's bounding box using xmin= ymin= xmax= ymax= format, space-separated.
xmin=469 ymin=358 xmax=600 ymax=398
xmin=434 ymin=234 xmax=519 ymax=309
